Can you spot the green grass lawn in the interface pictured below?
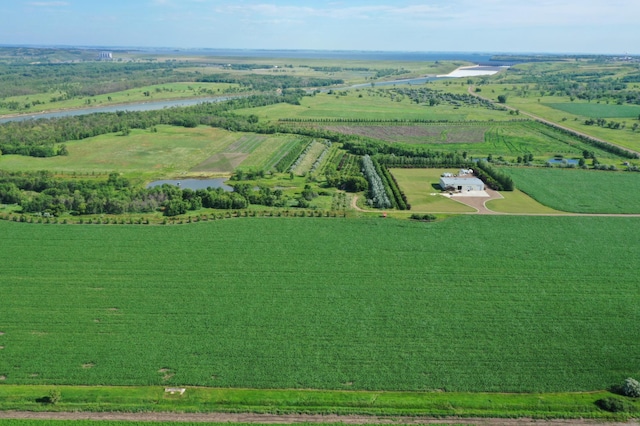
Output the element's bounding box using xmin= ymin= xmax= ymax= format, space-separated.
xmin=389 ymin=168 xmax=475 ymax=212
xmin=485 ymin=190 xmax=565 ymax=214
xmin=501 ymin=167 xmax=640 ymax=213
xmin=1 ymin=216 xmax=639 ymax=393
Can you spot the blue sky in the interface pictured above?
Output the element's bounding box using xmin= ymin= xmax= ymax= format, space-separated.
xmin=2 ymin=0 xmax=639 ymax=54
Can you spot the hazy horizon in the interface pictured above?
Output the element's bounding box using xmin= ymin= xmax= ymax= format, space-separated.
xmin=1 ymin=1 xmax=639 ymax=55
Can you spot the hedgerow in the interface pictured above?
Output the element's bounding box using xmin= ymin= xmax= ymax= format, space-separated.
xmin=475 ymin=160 xmax=515 ymax=191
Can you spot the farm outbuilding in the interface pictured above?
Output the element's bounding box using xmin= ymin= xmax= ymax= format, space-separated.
xmin=439 ymin=177 xmax=485 ymax=192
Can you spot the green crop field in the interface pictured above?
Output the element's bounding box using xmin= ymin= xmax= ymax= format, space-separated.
xmin=1 ymin=217 xmax=639 ymax=392
xmin=501 ymin=167 xmax=640 ymax=213
xmin=544 ymin=102 xmax=640 ymax=119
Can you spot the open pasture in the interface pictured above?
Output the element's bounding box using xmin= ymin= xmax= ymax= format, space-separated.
xmin=0 ymin=126 xmax=301 ymax=177
xmin=501 ymin=167 xmax=640 ymax=213
xmin=1 ymin=216 xmax=639 ymax=392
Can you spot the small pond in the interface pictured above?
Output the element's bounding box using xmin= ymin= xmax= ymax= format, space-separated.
xmin=547 ymin=158 xmax=580 ymax=165
xmin=146 ymin=178 xmax=233 ymax=191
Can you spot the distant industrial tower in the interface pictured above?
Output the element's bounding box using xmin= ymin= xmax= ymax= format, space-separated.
xmin=98 ymin=51 xmax=113 ymax=60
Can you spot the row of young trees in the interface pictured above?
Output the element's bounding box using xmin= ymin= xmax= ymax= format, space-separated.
xmin=361 ymin=155 xmax=392 ymax=209
xmin=374 ymin=159 xmax=410 ymax=210
xmin=475 ymin=160 xmax=515 ymax=191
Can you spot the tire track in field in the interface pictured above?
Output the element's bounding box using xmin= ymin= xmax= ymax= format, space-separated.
xmin=0 ymin=411 xmax=636 ymax=425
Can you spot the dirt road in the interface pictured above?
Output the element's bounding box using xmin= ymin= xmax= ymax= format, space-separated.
xmin=0 ymin=411 xmax=636 ymax=425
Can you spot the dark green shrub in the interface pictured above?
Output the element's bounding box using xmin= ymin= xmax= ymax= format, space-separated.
xmin=410 ymin=213 xmax=436 ymax=222
xmin=596 ymin=396 xmax=636 ymax=413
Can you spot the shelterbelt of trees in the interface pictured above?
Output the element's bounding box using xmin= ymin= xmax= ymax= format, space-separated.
xmin=0 ymin=170 xmax=292 ymax=217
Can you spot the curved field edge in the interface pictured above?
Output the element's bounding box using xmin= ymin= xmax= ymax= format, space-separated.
xmin=0 ymin=386 xmax=637 ymax=420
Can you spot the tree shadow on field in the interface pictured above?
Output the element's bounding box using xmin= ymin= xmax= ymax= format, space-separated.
xmin=431 ymin=183 xmax=442 ymax=191
xmin=609 ymin=383 xmax=625 ymax=396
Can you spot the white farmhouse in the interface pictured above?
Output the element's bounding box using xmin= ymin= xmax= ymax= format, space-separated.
xmin=439 ymin=176 xmax=484 ymax=192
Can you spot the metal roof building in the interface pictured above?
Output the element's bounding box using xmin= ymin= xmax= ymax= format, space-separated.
xmin=439 ymin=177 xmax=484 ymax=192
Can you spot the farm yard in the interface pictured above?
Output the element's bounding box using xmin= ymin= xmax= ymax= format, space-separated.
xmin=388 ymin=168 xmax=475 ymax=212
xmin=1 ymin=217 xmax=639 ymax=393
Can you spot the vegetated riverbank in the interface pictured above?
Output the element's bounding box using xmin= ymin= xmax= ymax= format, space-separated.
xmin=0 ymin=95 xmax=239 ymax=124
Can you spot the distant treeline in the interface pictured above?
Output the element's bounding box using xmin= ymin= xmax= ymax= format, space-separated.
xmin=0 ymin=61 xmax=343 ymax=106
xmin=197 ymin=74 xmax=343 ymax=90
xmin=0 ymin=62 xmax=196 ymax=98
xmin=499 ymin=70 xmax=640 ymax=105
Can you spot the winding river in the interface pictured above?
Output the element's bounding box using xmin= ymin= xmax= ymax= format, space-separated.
xmin=0 ymin=96 xmax=235 ymax=124
xmin=0 ymin=66 xmax=504 ymax=124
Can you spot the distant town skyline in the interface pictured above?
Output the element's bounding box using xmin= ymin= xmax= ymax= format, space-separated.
xmin=2 ymin=0 xmax=639 ymax=55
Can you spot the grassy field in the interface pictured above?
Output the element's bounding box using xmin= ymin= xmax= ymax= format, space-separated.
xmin=0 ymin=385 xmax=636 ymax=420
xmin=485 ymin=190 xmax=565 ymax=214
xmin=0 ymin=125 xmax=300 ymax=178
xmin=1 ymin=216 xmax=639 ymax=393
xmin=239 ymin=89 xmax=512 ymax=123
xmin=501 ymin=167 xmax=640 ymax=213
